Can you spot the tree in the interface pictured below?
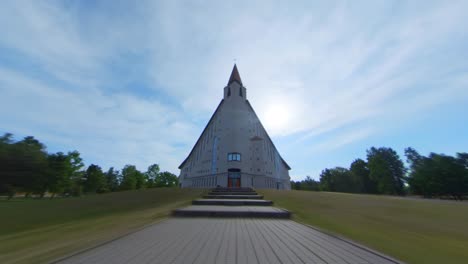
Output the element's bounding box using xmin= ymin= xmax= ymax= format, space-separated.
xmin=319 ymin=169 xmax=333 ymax=191
xmin=290 ymin=181 xmax=300 ymax=190
xmin=135 ymin=169 xmax=146 ymax=189
xmin=367 ymin=147 xmax=406 ymax=195
xmin=0 ymin=132 xmax=198 ymax=197
xmin=154 ymin=171 xmax=178 ymax=187
xmin=457 ymin=153 xmax=468 ymax=168
xmin=291 ymin=176 xmax=320 ymax=191
xmin=350 ymin=159 xmax=376 ymax=193
xmin=319 ymin=167 xmax=358 ymax=193
xmin=406 ymin=148 xmax=468 ymax=199
xmin=66 ymin=151 xmax=85 ymax=196
xmin=15 ymin=136 xmax=49 ymax=196
xmin=47 ymin=152 xmax=71 ymax=198
xmin=120 ymin=165 xmax=143 ymax=190
xmin=405 ymin=147 xmax=432 ymax=196
xmin=301 ymin=176 xmax=320 ymax=191
xmin=84 ymin=164 xmax=106 ymax=193
xmin=0 ymin=133 xmax=14 ymax=197
xmin=0 ymin=133 xmax=13 ymax=144
xmin=145 ymin=164 xmax=160 ymax=188
xmin=105 ymin=167 xmax=120 ymax=192
xmin=456 ymin=153 xmax=468 ymax=199
xmin=435 ymin=154 xmax=467 ymax=199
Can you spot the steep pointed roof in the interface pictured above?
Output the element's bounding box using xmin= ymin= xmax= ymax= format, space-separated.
xmin=228 ymin=64 xmax=242 ymax=85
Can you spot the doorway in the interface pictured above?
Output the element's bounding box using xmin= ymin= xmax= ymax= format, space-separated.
xmin=227 ymin=168 xmax=241 ymax=188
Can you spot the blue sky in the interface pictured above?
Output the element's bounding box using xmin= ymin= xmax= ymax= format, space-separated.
xmin=1 ymin=0 xmax=467 ymax=181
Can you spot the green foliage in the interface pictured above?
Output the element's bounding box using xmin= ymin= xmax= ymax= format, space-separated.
xmin=66 ymin=150 xmax=85 ymax=196
xmin=313 ymin=146 xmax=467 ymax=198
xmin=120 ymin=165 xmax=144 ymax=190
xmin=291 ymin=176 xmax=320 ymax=191
xmin=350 ymin=158 xmax=376 ymax=193
xmin=135 ymin=170 xmax=146 ymax=189
xmin=367 ymin=147 xmax=406 ymax=195
xmin=1 ymin=133 xmax=178 ymax=198
xmin=0 ymin=135 xmax=49 ymax=197
xmin=84 ymin=164 xmax=106 ymax=193
xmin=47 ymin=152 xmax=71 ymax=197
xmin=316 ymin=147 xmax=406 ymax=195
xmin=406 ymin=148 xmax=468 ymax=199
xmin=154 ymin=171 xmax=178 ymax=187
xmin=319 ymin=167 xmax=361 ymax=193
xmin=105 ymin=167 xmax=120 ymax=192
xmin=145 ymin=164 xmax=160 ymax=188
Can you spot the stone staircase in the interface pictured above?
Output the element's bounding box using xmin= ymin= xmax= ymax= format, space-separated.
xmin=172 ymin=187 xmax=290 ymax=218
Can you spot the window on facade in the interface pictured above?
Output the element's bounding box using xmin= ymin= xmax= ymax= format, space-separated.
xmin=227 ymin=152 xmax=241 ymax=161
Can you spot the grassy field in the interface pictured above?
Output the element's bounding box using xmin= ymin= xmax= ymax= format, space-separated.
xmin=0 ymin=188 xmax=203 ymax=264
xmin=260 ymin=189 xmax=468 ymax=264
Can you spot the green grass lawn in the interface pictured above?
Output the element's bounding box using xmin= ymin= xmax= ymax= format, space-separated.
xmin=0 ymin=188 xmax=203 ymax=264
xmin=260 ymin=189 xmax=468 ymax=264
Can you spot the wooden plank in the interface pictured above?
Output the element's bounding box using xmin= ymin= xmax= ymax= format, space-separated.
xmin=214 ymin=218 xmax=232 ymax=264
xmin=225 ymin=218 xmax=236 ymax=264
xmin=238 ymin=218 xmax=259 ymax=264
xmin=294 ymin=222 xmax=391 ymax=263
xmin=57 ymin=218 xmax=401 ymax=264
xmin=279 ymin=220 xmax=393 ymax=264
xmin=138 ymin=219 xmax=195 ymax=263
xmin=173 ymin=219 xmax=220 ymax=264
xmin=160 ymin=219 xmax=211 ymax=263
xmin=192 ymin=219 xmax=224 ymax=264
xmin=255 ymin=218 xmax=304 ymax=263
xmin=245 ymin=217 xmax=275 ymax=264
xmin=263 ymin=219 xmax=326 ymax=264
xmin=278 ymin=220 xmax=358 ymax=263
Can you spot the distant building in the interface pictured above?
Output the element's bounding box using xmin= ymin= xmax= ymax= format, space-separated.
xmin=179 ymin=65 xmax=291 ymax=189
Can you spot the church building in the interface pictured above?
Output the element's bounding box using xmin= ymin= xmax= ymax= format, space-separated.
xmin=178 ymin=65 xmax=291 ymax=190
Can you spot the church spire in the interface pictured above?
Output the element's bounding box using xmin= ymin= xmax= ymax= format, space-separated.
xmin=228 ymin=64 xmax=242 ymax=85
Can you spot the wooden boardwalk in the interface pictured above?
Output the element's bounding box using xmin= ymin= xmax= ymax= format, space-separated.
xmin=56 ymin=218 xmax=401 ymax=264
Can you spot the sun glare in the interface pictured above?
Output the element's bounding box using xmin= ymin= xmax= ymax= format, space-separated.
xmin=262 ymin=103 xmax=291 ymax=135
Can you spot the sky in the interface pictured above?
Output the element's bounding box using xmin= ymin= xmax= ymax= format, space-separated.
xmin=1 ymin=0 xmax=468 ymax=181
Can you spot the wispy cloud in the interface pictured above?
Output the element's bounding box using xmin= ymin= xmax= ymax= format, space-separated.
xmin=0 ymin=66 xmax=195 ymax=172
xmin=1 ymin=0 xmax=467 ymax=178
xmin=142 ymin=0 xmax=468 ymax=139
xmin=307 ymin=127 xmax=376 ymax=154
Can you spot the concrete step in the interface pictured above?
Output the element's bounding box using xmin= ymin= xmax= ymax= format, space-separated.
xmin=172 ymin=205 xmax=290 ymax=218
xmin=192 ymin=199 xmax=273 ymax=206
xmin=211 ymin=188 xmax=254 ymax=192
xmin=208 ymin=192 xmax=258 ymax=196
xmin=203 ymin=194 xmax=264 ymax=199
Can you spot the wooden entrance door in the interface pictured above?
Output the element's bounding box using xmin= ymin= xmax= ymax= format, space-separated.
xmin=227 ymin=169 xmax=241 ymax=188
xmin=228 ymin=178 xmax=240 ymax=187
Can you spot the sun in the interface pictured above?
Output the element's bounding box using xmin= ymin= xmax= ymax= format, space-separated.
xmin=262 ymin=102 xmax=291 ymax=135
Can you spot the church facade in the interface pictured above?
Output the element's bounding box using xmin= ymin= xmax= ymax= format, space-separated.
xmin=178 ymin=65 xmax=291 ymax=190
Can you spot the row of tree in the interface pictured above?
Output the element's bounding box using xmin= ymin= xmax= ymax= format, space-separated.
xmin=291 ymin=147 xmax=468 ymax=199
xmin=0 ymin=133 xmax=179 ymax=198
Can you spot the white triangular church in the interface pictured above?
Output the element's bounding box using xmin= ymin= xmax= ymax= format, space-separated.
xmin=179 ymin=65 xmax=291 ymax=190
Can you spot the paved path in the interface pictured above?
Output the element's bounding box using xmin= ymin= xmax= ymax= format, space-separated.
xmin=57 ymin=218 xmax=399 ymax=264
